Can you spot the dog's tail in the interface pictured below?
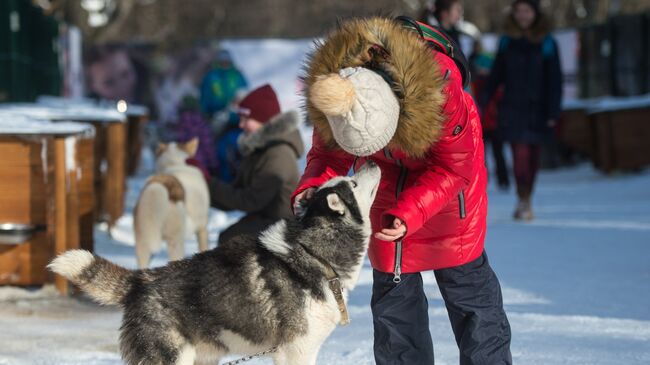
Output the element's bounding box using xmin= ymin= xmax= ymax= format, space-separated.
xmin=48 ymin=250 xmax=134 ymax=306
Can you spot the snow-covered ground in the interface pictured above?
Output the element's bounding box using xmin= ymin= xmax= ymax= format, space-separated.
xmin=1 ymin=40 xmax=649 ymax=364
xmin=1 ymin=160 xmax=649 ymax=365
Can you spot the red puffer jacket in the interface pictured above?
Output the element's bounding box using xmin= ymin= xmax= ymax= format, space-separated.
xmin=294 ymin=17 xmax=488 ymax=275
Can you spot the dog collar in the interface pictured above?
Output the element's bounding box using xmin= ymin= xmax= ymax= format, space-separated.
xmin=297 ymin=243 xmax=350 ymax=326
xmin=326 ymin=275 xmax=350 ymax=326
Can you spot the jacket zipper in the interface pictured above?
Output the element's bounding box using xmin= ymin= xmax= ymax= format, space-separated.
xmin=393 ymin=164 xmax=408 ymax=283
xmin=458 ymin=190 xmax=466 ymax=219
xmin=393 ymin=239 xmax=403 ymax=283
xmin=385 ymin=148 xmax=408 ymax=283
xmin=384 ymin=147 xmax=408 ymax=284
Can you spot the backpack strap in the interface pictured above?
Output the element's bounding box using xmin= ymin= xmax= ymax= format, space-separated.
xmin=541 ymin=35 xmax=556 ymax=59
xmin=395 ymin=15 xmax=472 ymax=88
xmin=498 ymin=36 xmax=511 ymax=53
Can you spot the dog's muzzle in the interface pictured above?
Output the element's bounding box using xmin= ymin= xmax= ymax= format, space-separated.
xmin=355 ymin=161 xmax=381 ymax=193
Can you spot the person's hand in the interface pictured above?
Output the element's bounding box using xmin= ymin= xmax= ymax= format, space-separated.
xmin=292 ymin=187 xmax=316 ymax=216
xmin=375 ymin=217 xmax=407 ymax=242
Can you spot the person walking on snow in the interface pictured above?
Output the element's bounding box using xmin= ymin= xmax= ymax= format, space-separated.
xmin=480 ymin=0 xmax=563 ymax=221
xmin=293 ymin=16 xmax=511 ymax=365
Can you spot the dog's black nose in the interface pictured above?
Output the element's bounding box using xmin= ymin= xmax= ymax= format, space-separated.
xmin=365 ymin=160 xmax=377 ymax=167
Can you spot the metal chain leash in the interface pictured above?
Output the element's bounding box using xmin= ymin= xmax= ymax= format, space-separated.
xmin=220 ymin=346 xmax=278 ymax=365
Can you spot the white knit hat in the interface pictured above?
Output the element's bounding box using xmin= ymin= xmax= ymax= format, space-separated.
xmin=309 ymin=67 xmax=400 ymax=156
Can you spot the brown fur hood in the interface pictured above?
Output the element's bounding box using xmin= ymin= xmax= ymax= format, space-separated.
xmin=304 ymin=17 xmax=447 ymax=158
xmin=504 ymin=12 xmax=552 ymax=43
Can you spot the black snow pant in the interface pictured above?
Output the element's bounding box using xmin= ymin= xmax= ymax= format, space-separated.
xmin=371 ymin=251 xmax=512 ymax=365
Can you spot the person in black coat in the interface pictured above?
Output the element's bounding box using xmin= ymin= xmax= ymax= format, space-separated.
xmin=420 ymin=0 xmax=464 ymax=43
xmin=480 ymin=0 xmax=562 ymax=220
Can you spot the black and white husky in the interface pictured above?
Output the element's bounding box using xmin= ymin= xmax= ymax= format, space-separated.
xmin=49 ymin=161 xmax=381 ymax=365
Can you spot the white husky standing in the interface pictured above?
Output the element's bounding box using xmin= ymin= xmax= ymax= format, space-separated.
xmin=134 ymin=138 xmax=210 ymax=268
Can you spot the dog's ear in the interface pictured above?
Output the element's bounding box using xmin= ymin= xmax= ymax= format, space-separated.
xmin=295 ymin=200 xmax=308 ymax=221
xmin=156 ymin=143 xmax=168 ymax=157
xmin=326 ymin=193 xmax=345 ymax=215
xmin=181 ymin=138 xmax=199 ymax=157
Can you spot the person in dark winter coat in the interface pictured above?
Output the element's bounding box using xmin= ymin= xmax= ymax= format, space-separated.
xmin=210 ymin=84 xmax=304 ymax=245
xmin=293 ymin=17 xmax=511 ymax=365
xmin=480 ymin=0 xmax=562 ymax=220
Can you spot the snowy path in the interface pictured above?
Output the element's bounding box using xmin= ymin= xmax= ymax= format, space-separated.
xmin=1 ymin=163 xmax=649 ymax=365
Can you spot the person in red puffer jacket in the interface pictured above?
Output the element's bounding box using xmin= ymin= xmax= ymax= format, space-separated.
xmin=293 ymin=17 xmax=511 ymax=365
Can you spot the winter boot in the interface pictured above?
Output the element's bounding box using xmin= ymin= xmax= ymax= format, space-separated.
xmin=513 ymin=198 xmax=533 ymax=221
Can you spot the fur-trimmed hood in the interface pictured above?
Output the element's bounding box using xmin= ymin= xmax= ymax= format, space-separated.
xmin=304 ymin=17 xmax=447 ymax=158
xmin=504 ymin=12 xmax=552 ymax=43
xmin=237 ymin=110 xmax=304 ymax=157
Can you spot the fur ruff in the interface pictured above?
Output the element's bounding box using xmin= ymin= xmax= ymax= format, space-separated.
xmin=237 ymin=110 xmax=300 ymax=156
xmin=304 ymin=17 xmax=447 ymax=158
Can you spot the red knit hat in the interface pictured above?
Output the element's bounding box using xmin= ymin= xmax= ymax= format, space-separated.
xmin=237 ymin=84 xmax=281 ymax=124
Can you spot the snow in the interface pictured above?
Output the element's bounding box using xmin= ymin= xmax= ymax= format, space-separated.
xmin=65 ymin=136 xmax=77 ymax=173
xmin=1 ymin=152 xmax=648 ymax=365
xmin=586 ymin=93 xmax=650 ymax=114
xmin=0 ymin=103 xmax=126 ymax=123
xmin=1 ymin=39 xmax=650 ymax=365
xmin=36 ymin=95 xmax=149 ymax=118
xmin=562 ymin=93 xmax=650 ymax=113
xmin=0 ymin=113 xmax=95 ymax=136
xmin=40 ymin=138 xmax=49 ymax=183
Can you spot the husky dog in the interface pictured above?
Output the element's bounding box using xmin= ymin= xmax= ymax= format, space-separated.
xmin=49 ymin=161 xmax=380 ymax=365
xmin=134 ymin=138 xmax=210 ymax=268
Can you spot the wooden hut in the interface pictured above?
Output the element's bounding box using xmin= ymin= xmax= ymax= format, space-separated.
xmin=0 ymin=114 xmax=95 ymax=294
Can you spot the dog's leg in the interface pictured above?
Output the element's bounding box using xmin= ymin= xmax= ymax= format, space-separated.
xmin=193 ymin=341 xmax=225 ymax=365
xmin=193 ymin=360 xmax=219 ymax=365
xmin=197 ymin=226 xmax=209 ymax=252
xmin=273 ymin=343 xmax=320 ymax=365
xmin=273 ymin=333 xmax=328 ymax=365
xmin=273 ymin=300 xmax=337 ymax=365
xmin=174 ymin=344 xmax=196 ymax=365
xmin=193 ymin=359 xmax=220 ymax=365
xmin=135 ymin=241 xmax=153 ymax=269
xmin=166 ymin=206 xmax=186 ymax=262
xmin=121 ymin=320 xmax=193 ymax=365
xmin=167 ymin=233 xmax=185 ymax=262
